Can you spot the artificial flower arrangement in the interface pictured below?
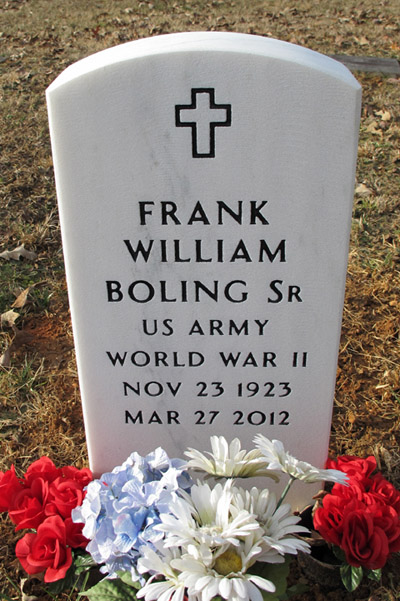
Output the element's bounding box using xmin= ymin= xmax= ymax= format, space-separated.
xmin=312 ymin=454 xmax=400 ymax=590
xmin=0 ymin=457 xmax=93 ymax=592
xmin=0 ymin=435 xmax=399 ymax=600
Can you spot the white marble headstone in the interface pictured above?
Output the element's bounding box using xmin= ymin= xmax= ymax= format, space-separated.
xmin=47 ymin=32 xmax=361 ymax=505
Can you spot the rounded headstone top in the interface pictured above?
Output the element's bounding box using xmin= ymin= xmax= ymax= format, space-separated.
xmin=47 ymin=32 xmax=360 ymax=94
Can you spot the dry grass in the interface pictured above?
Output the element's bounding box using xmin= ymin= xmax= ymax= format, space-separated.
xmin=1 ymin=0 xmax=400 ymax=599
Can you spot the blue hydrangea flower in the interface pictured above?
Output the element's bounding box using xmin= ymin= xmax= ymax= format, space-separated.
xmin=72 ymin=448 xmax=191 ymax=580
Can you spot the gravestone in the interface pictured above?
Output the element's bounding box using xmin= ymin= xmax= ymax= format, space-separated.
xmin=47 ymin=32 xmax=361 ymax=505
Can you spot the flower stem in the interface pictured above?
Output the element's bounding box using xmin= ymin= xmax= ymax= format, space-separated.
xmin=274 ymin=476 xmax=296 ymax=513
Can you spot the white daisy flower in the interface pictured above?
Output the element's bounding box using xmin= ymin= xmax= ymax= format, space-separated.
xmin=253 ymin=435 xmax=348 ymax=484
xmin=185 ymin=436 xmax=279 ymax=480
xmin=157 ymin=481 xmax=262 ymax=551
xmin=230 ymin=486 xmax=310 ymax=563
xmin=172 ymin=541 xmax=276 ymax=601
xmin=137 ymin=544 xmax=188 ymax=601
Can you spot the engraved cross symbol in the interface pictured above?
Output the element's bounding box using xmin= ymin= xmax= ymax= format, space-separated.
xmin=175 ymin=88 xmax=232 ymax=158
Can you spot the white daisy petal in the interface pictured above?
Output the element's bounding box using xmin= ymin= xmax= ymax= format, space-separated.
xmin=245 ymin=580 xmax=264 ymax=601
xmin=254 ymin=434 xmax=348 ymax=484
xmin=248 ymin=574 xmax=276 ymax=593
xmin=138 ymin=581 xmax=171 ymax=601
xmin=171 ymin=589 xmax=185 ymax=601
xmin=232 ymin=577 xmax=247 ymax=598
xmin=230 ymin=486 xmax=310 ymax=561
xmin=196 ymin=575 xmax=214 ymax=591
xmin=219 ymin=577 xmax=232 ymax=598
xmin=137 ymin=543 xmax=186 ymax=601
xmin=185 ymin=436 xmax=280 ymax=480
xmin=159 ymin=588 xmax=179 ymax=601
xmin=159 ymin=480 xmax=262 ymax=552
xmin=203 ymin=582 xmax=219 ymax=601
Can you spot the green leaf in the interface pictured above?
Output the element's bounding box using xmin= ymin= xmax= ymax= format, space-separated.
xmin=74 ymin=554 xmax=98 ymax=574
xmin=280 ymin=583 xmax=309 ymax=599
xmin=47 ymin=563 xmax=77 ymax=595
xmin=249 ymin=558 xmax=291 ymax=601
xmin=115 ymin=571 xmax=141 ymax=588
xmin=332 ymin=545 xmax=346 ymax=563
xmin=367 ymin=568 xmax=382 ymax=583
xmin=79 ymin=578 xmax=139 ymax=601
xmin=340 ymin=564 xmax=363 ymax=592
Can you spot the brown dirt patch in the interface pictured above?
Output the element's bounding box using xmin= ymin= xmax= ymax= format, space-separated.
xmin=18 ymin=311 xmax=75 ymax=370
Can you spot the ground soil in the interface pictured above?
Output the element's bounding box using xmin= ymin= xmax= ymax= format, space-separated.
xmin=1 ymin=1 xmax=399 ymax=600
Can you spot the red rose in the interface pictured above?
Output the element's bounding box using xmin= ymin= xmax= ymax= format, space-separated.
xmin=9 ymin=477 xmax=49 ymax=530
xmin=370 ymin=502 xmax=400 ymax=553
xmin=15 ymin=515 xmax=72 ymax=583
xmin=45 ymin=477 xmax=86 ymax=519
xmin=331 ymin=476 xmax=365 ymax=501
xmin=317 ymin=455 xmax=400 ymax=571
xmin=60 ymin=466 xmax=93 ymax=488
xmin=326 ymin=455 xmax=376 ymax=486
xmin=64 ymin=517 xmax=89 ymax=549
xmin=341 ymin=501 xmax=389 ymax=569
xmin=0 ymin=466 xmax=25 ymax=512
xmin=24 ymin=457 xmax=60 ymax=485
xmin=368 ymin=474 xmax=400 ymax=513
xmin=313 ymin=492 xmax=349 ymax=546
